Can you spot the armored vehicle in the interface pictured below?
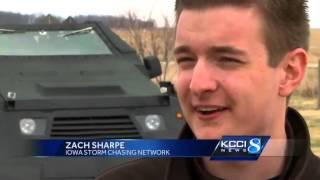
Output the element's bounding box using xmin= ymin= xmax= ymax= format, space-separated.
xmin=0 ymin=22 xmax=184 ymax=180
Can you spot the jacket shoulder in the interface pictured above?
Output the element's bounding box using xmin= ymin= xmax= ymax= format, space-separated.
xmin=309 ymin=154 xmax=320 ymax=174
xmin=301 ymin=153 xmax=320 ymax=179
xmin=96 ymin=158 xmax=170 ymax=180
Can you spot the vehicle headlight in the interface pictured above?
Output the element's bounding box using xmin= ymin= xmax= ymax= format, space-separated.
xmin=135 ymin=114 xmax=165 ymax=132
xmin=19 ymin=118 xmax=36 ymax=135
xmin=145 ymin=115 xmax=161 ymax=131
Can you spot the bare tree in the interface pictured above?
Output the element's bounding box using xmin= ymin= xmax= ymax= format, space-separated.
xmin=158 ymin=16 xmax=175 ymax=82
xmin=127 ymin=11 xmax=147 ymax=58
xmin=124 ymin=12 xmax=175 ymax=83
xmin=34 ymin=14 xmax=61 ymax=24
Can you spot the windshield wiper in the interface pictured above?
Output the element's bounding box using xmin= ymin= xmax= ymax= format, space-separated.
xmin=62 ymin=27 xmax=93 ymax=37
xmin=0 ymin=28 xmax=25 ymax=34
xmin=0 ymin=28 xmax=16 ymax=34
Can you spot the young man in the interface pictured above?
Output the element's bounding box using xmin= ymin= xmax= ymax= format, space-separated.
xmin=97 ymin=0 xmax=320 ymax=179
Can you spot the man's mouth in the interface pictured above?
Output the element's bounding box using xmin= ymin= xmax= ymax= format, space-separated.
xmin=194 ymin=106 xmax=229 ymax=119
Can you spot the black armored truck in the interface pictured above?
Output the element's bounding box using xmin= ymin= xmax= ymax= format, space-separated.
xmin=0 ymin=22 xmax=184 ymax=180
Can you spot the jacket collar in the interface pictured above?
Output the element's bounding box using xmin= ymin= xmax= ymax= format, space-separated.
xmin=282 ymin=107 xmax=313 ymax=179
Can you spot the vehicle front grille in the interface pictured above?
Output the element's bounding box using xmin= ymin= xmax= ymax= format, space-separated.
xmin=50 ymin=116 xmax=141 ymax=138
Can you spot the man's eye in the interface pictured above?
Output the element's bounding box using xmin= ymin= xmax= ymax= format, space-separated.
xmin=176 ymin=57 xmax=196 ymax=69
xmin=219 ymin=57 xmax=243 ymax=64
xmin=176 ymin=57 xmax=194 ymax=64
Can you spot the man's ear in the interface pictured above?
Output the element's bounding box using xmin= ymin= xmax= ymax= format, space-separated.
xmin=278 ymin=48 xmax=308 ymax=97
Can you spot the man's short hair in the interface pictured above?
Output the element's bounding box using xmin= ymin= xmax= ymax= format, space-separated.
xmin=175 ymin=0 xmax=310 ymax=67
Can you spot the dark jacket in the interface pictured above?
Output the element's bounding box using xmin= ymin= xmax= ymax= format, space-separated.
xmin=96 ymin=107 xmax=320 ymax=180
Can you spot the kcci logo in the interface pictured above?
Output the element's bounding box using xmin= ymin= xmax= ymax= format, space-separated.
xmin=219 ymin=138 xmax=261 ymax=154
xmin=211 ymin=136 xmax=269 ymax=160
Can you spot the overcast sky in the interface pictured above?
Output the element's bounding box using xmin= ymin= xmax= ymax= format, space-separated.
xmin=0 ymin=0 xmax=319 ymax=28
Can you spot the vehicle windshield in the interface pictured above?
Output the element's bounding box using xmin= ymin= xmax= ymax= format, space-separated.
xmin=0 ymin=27 xmax=112 ymax=56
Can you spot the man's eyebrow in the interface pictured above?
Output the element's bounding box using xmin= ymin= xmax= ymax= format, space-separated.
xmin=174 ymin=45 xmax=246 ymax=56
xmin=174 ymin=45 xmax=192 ymax=55
xmin=206 ymin=46 xmax=246 ymax=56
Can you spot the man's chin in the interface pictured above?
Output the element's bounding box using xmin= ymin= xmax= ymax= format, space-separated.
xmin=193 ymin=127 xmax=223 ymax=140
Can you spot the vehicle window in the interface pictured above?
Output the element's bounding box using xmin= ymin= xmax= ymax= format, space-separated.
xmin=0 ymin=27 xmax=112 ymax=56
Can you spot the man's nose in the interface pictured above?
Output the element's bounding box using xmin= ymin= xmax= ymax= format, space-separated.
xmin=189 ymin=60 xmax=218 ymax=96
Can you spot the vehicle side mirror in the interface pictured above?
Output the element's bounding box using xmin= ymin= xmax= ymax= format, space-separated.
xmin=143 ymin=56 xmax=162 ymax=78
